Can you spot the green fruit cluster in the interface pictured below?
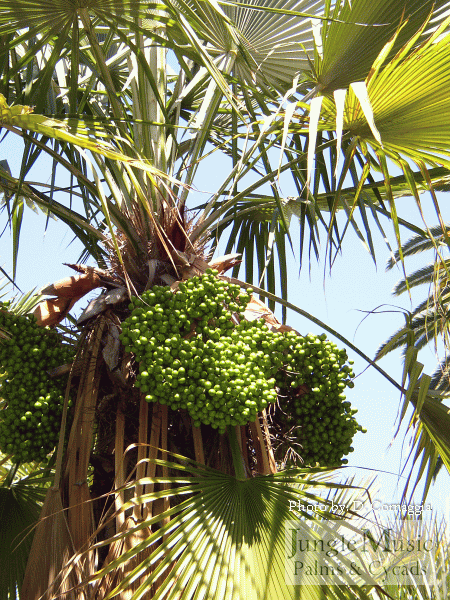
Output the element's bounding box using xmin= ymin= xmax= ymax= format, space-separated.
xmin=120 ymin=270 xmax=364 ymax=465
xmin=0 ymin=307 xmax=74 ymax=463
xmin=274 ymin=332 xmax=365 ymax=466
xmin=120 ymin=270 xmax=276 ymax=433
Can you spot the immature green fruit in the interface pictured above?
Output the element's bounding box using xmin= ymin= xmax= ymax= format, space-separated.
xmin=0 ymin=306 xmax=75 ymax=463
xmin=120 ymin=271 xmax=364 ymax=464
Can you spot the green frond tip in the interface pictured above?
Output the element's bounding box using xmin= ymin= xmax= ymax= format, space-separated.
xmin=0 ymin=95 xmax=172 ymax=182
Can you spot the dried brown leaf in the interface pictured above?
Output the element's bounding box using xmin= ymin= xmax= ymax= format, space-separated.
xmin=33 ymin=295 xmax=81 ymax=327
xmin=208 ymin=253 xmax=242 ymax=273
xmin=21 ymin=489 xmax=85 ymax=600
xmin=102 ymin=323 xmax=121 ymax=372
xmin=93 ymin=517 xmax=154 ymax=600
xmin=41 ymin=273 xmax=102 ymax=299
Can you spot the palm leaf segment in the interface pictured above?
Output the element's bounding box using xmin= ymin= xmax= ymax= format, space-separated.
xmin=316 ymin=0 xmax=450 ymax=92
xmin=208 ymin=0 xmax=319 ymax=91
xmin=0 ymin=95 xmax=166 ymax=172
xmin=319 ymin=21 xmax=450 ymax=167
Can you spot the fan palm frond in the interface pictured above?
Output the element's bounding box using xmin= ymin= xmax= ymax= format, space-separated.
xmin=71 ymin=453 xmax=378 ymax=600
xmin=0 ymin=462 xmax=51 ymax=600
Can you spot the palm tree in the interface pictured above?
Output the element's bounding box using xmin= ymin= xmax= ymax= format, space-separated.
xmin=375 ymin=224 xmax=450 ymax=502
xmin=376 ymin=224 xmax=450 ymax=381
xmin=1 ymin=0 xmax=450 ymax=598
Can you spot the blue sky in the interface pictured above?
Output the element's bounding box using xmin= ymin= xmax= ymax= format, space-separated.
xmin=1 ymin=126 xmax=449 ymax=523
